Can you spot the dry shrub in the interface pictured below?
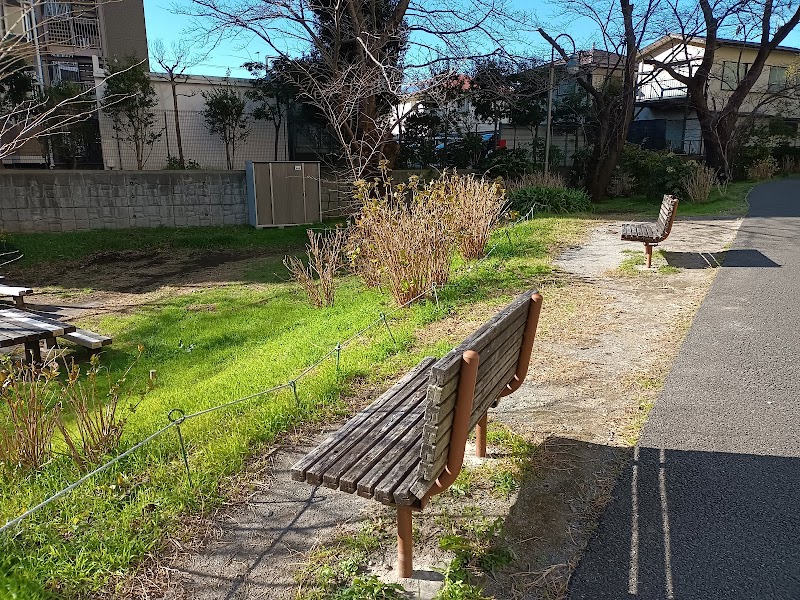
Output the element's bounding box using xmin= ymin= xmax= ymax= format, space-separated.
xmin=444 ymin=172 xmax=506 ymax=260
xmin=682 ymin=163 xmax=717 ymax=203
xmin=349 ymin=172 xmax=456 ymax=306
xmin=57 ymin=353 xmax=143 ymax=469
xmin=0 ymin=360 xmax=61 ymax=471
xmin=747 ymin=156 xmax=779 ymax=181
xmin=285 ymin=228 xmax=346 ymax=308
xmin=506 ymin=171 xmax=566 ymax=192
xmin=0 ymin=352 xmax=144 ymax=473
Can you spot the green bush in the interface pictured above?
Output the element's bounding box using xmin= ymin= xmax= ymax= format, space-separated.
xmin=480 ymin=147 xmax=532 ymax=179
xmin=164 ymin=156 xmax=201 ymax=170
xmin=619 ymin=144 xmax=693 ymax=199
xmin=507 ymin=185 xmax=591 ymax=215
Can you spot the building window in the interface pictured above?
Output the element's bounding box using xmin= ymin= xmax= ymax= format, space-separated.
xmin=768 ymin=66 xmax=788 ymax=92
xmin=722 ymin=61 xmax=749 ymax=90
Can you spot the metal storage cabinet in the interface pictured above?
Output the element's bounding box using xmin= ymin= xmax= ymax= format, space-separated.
xmin=246 ymin=161 xmax=322 ymax=226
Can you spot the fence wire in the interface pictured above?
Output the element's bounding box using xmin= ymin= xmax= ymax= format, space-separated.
xmin=0 ymin=210 xmax=536 ymax=535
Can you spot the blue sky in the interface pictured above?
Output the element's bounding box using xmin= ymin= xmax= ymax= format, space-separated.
xmin=144 ymin=0 xmax=800 ymax=79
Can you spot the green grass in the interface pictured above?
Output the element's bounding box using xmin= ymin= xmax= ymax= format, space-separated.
xmin=0 ymin=216 xmax=586 ymax=598
xmin=0 ymin=225 xmax=320 ymax=267
xmin=592 ymin=180 xmax=753 ymax=217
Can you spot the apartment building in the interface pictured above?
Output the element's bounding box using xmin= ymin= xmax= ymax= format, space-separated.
xmin=632 ymin=34 xmax=800 ymax=154
xmin=0 ymin=0 xmax=148 ymax=166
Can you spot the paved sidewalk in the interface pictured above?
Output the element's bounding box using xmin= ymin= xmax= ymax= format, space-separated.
xmin=568 ymin=181 xmax=800 ymax=599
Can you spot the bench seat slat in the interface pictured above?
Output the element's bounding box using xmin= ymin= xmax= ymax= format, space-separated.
xmin=325 ymin=377 xmax=429 ymax=490
xmin=0 ymin=309 xmax=72 ymax=337
xmin=0 ymin=286 xmax=32 ymax=297
xmin=376 ymin=431 xmax=424 ymax=506
xmin=357 ymin=411 xmax=425 ymax=500
xmin=0 ymin=317 xmax=45 ymax=343
xmin=62 ymin=329 xmax=113 ymax=349
xmin=291 ymin=357 xmax=436 ymax=483
xmin=392 ymin=451 xmax=426 ymax=506
xmin=304 ymin=367 xmax=431 ymax=486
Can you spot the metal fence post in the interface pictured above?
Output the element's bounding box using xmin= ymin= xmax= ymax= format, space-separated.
xmin=380 ymin=312 xmax=397 ymax=349
xmin=335 ymin=342 xmax=342 ymax=377
xmin=290 ymin=380 xmax=299 ymax=405
xmin=168 ymin=408 xmax=193 ymax=488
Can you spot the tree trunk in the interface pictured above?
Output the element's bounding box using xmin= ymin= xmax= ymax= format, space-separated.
xmin=171 ymin=80 xmax=185 ymax=167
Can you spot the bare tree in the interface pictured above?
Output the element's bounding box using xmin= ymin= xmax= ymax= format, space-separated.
xmin=644 ymin=0 xmax=800 ymax=179
xmin=151 ymin=38 xmax=209 ymax=168
xmin=181 ymin=0 xmax=529 ymax=181
xmin=539 ymin=0 xmax=659 ymax=201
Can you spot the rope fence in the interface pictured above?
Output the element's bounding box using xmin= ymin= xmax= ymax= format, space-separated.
xmin=0 ymin=208 xmax=536 ymax=536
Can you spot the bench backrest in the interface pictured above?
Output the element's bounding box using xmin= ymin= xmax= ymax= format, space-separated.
xmin=655 ymin=195 xmax=679 ymax=241
xmin=411 ymin=289 xmax=541 ymax=499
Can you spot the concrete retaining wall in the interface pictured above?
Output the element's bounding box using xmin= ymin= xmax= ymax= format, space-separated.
xmin=0 ymin=170 xmax=248 ymax=233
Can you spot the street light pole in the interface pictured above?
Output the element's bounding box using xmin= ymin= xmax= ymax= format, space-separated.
xmin=543 ymin=33 xmax=578 ymax=177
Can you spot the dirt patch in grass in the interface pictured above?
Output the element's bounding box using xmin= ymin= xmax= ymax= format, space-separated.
xmin=2 ymin=246 xmax=293 ymax=322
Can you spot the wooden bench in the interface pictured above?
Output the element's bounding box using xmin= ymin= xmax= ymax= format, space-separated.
xmin=620 ymin=194 xmax=680 ymax=268
xmin=291 ymin=289 xmax=543 ymax=577
xmin=61 ymin=329 xmax=113 ymax=353
xmin=0 ymin=285 xmax=33 ymax=308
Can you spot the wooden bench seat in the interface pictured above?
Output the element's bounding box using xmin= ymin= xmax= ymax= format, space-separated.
xmin=0 ymin=285 xmax=33 ymax=308
xmin=61 ymin=329 xmax=113 ymax=351
xmin=621 ymin=194 xmax=680 ymax=268
xmin=292 ymin=289 xmax=543 ymax=577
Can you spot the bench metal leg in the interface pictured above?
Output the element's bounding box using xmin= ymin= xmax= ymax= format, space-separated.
xmin=645 ymin=244 xmax=654 ymax=269
xmin=397 ymin=506 xmax=413 ymax=578
xmin=476 ymin=412 xmax=488 ymax=458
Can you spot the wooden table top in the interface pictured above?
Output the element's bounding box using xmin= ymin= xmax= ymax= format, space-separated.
xmin=0 ymin=308 xmax=76 ymax=348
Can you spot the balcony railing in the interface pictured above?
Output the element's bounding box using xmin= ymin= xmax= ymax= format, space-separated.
xmin=637 ymin=82 xmax=688 ymax=101
xmin=45 ymin=16 xmax=100 ymax=48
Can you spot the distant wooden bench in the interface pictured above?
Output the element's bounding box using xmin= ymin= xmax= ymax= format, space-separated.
xmin=621 ymin=195 xmax=680 ymax=268
xmin=292 ymin=289 xmax=543 ymax=577
xmin=0 ymin=285 xmax=33 ymax=308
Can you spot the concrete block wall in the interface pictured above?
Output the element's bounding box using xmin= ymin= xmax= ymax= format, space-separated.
xmin=0 ymin=171 xmax=248 ymax=233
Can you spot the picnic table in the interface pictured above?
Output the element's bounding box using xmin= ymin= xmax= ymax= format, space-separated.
xmin=0 ymin=309 xmax=76 ymax=363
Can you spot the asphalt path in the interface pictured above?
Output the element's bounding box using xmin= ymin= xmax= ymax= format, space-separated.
xmin=567 ymin=180 xmax=800 ymax=599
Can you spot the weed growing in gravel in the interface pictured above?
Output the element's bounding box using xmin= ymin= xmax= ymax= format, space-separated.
xmin=616 ymin=249 xmax=680 ymax=276
xmin=295 ymin=521 xmax=403 ymax=600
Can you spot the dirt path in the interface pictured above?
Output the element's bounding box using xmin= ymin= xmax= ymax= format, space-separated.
xmin=144 ymin=216 xmax=741 ymax=600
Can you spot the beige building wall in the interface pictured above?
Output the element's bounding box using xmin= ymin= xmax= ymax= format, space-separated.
xmin=638 ymin=37 xmax=800 ymax=117
xmin=97 ymin=72 xmax=290 ymax=170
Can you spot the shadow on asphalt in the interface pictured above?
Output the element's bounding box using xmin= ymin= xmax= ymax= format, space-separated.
xmin=663 ymin=249 xmax=781 ymax=269
xmin=567 ymin=443 xmax=800 ymax=599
